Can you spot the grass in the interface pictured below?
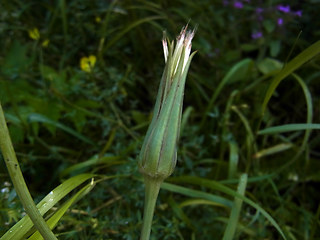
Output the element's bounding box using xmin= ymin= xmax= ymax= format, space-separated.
xmin=0 ymin=0 xmax=320 ymax=239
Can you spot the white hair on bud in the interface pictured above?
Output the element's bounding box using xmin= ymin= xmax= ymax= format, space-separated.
xmin=162 ymin=38 xmax=168 ymax=63
xmin=182 ymin=29 xmax=195 ymax=72
xmin=162 ymin=25 xmax=195 ymax=78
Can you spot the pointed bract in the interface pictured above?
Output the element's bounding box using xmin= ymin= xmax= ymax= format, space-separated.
xmin=138 ymin=26 xmax=196 ymax=180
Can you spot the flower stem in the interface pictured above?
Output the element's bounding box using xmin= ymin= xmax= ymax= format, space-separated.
xmin=140 ymin=176 xmax=162 ymax=240
xmin=0 ymin=103 xmax=57 ymax=240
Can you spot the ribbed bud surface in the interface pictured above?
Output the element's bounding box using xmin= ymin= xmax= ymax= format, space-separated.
xmin=138 ymin=26 xmax=196 ymax=180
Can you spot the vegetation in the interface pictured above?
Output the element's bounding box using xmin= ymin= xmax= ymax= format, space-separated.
xmin=0 ymin=0 xmax=319 ymax=239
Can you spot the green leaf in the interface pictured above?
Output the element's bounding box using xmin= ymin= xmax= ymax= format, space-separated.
xmin=270 ymin=40 xmax=281 ymax=57
xmin=220 ymin=173 xmax=275 ymax=184
xmin=231 ymin=106 xmax=257 ymax=164
xmin=40 ymin=65 xmax=69 ymax=94
xmin=222 ymin=174 xmax=247 ymax=240
xmin=103 ymin=15 xmax=165 ymax=52
xmin=240 ymin=44 xmax=259 ymax=52
xmin=180 ymin=106 xmax=193 ymax=135
xmin=161 ymin=182 xmax=233 ymax=208
xmin=180 ymin=199 xmax=223 ymax=208
xmin=228 ymin=142 xmax=239 ymax=179
xmin=70 ymin=109 xmax=87 ymax=132
xmin=1 ymin=174 xmax=95 ymax=240
xmin=258 ymin=123 xmax=320 ymax=135
xmin=292 ymin=73 xmax=313 ymax=152
xmin=75 ymin=99 xmax=101 ymax=109
xmin=203 ymin=59 xmax=254 ymax=125
xmin=131 ymin=110 xmax=148 ymax=125
xmin=253 ymin=143 xmax=293 ymax=158
xmin=27 ymin=113 xmax=95 ymax=145
xmin=168 ymin=196 xmax=194 ymax=230
xmin=257 ymin=58 xmax=283 ymax=75
xmin=28 ymin=180 xmax=96 ymax=240
xmin=60 ymin=154 xmax=123 ymax=177
xmin=263 ymin=19 xmax=275 ymax=33
xmin=27 ymin=98 xmax=62 ymax=135
xmin=1 ymin=41 xmax=30 ymax=76
xmin=262 ymin=40 xmax=320 ymax=114
xmin=225 ymin=50 xmax=241 ymax=62
xmin=170 ymin=176 xmax=288 ymax=240
xmin=7 ymin=125 xmax=24 ymax=143
xmin=225 ymin=58 xmax=254 ymax=82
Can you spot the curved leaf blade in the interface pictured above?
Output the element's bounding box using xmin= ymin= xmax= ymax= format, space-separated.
xmin=170 ymin=176 xmax=287 ymax=240
xmin=261 ymin=40 xmax=320 ymax=114
xmin=1 ymin=174 xmax=95 ymax=240
xmin=258 ymin=123 xmax=320 ymax=135
xmin=28 ymin=113 xmax=95 ymax=145
xmin=28 ymin=180 xmax=96 ymax=240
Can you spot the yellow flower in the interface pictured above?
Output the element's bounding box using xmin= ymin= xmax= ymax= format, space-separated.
xmin=80 ymin=55 xmax=96 ymax=73
xmin=28 ymin=28 xmax=40 ymax=40
xmin=95 ymin=16 xmax=101 ymax=23
xmin=42 ymin=39 xmax=50 ymax=48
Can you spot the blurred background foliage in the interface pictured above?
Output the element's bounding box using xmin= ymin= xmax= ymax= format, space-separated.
xmin=0 ymin=0 xmax=320 ymax=239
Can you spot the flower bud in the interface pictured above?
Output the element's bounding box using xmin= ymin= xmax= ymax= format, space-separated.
xmin=138 ymin=26 xmax=196 ymax=180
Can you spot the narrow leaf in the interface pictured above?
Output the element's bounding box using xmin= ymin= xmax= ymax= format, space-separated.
xmin=261 ymin=40 xmax=320 ymax=114
xmin=1 ymin=174 xmax=95 ymax=240
xmin=258 ymin=123 xmax=320 ymax=135
xmin=28 ymin=180 xmax=95 ymax=240
xmin=28 ymin=113 xmax=95 ymax=145
xmin=170 ymin=176 xmax=287 ymax=240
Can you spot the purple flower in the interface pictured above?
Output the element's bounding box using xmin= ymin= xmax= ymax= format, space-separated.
xmin=277 ymin=18 xmax=284 ymax=26
xmin=277 ymin=5 xmax=290 ymax=13
xmin=251 ymin=31 xmax=263 ymax=39
xmin=233 ymin=1 xmax=243 ymax=9
xmin=294 ymin=10 xmax=302 ymax=17
xmin=223 ymin=0 xmax=229 ymax=6
xmin=255 ymin=7 xmax=263 ymax=14
xmin=255 ymin=7 xmax=264 ymax=21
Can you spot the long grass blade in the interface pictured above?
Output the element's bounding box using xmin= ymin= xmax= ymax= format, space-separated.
xmin=222 ymin=174 xmax=248 ymax=240
xmin=161 ymin=182 xmax=233 ymax=208
xmin=261 ymin=40 xmax=320 ymax=114
xmin=28 ymin=180 xmax=96 ymax=240
xmin=258 ymin=123 xmax=320 ymax=135
xmin=103 ymin=16 xmax=164 ymax=52
xmin=170 ymin=176 xmax=287 ymax=240
xmin=28 ymin=113 xmax=95 ymax=145
xmin=1 ymin=174 xmax=95 ymax=240
xmin=202 ymin=59 xmax=253 ymax=126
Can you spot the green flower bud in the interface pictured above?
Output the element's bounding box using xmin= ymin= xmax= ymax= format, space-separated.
xmin=138 ymin=26 xmax=196 ymax=180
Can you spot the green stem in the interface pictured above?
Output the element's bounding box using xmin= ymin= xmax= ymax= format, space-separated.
xmin=0 ymin=103 xmax=57 ymax=240
xmin=222 ymin=173 xmax=247 ymax=240
xmin=140 ymin=176 xmax=162 ymax=240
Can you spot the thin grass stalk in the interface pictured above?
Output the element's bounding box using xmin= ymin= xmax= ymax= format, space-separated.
xmin=0 ymin=102 xmax=57 ymax=240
